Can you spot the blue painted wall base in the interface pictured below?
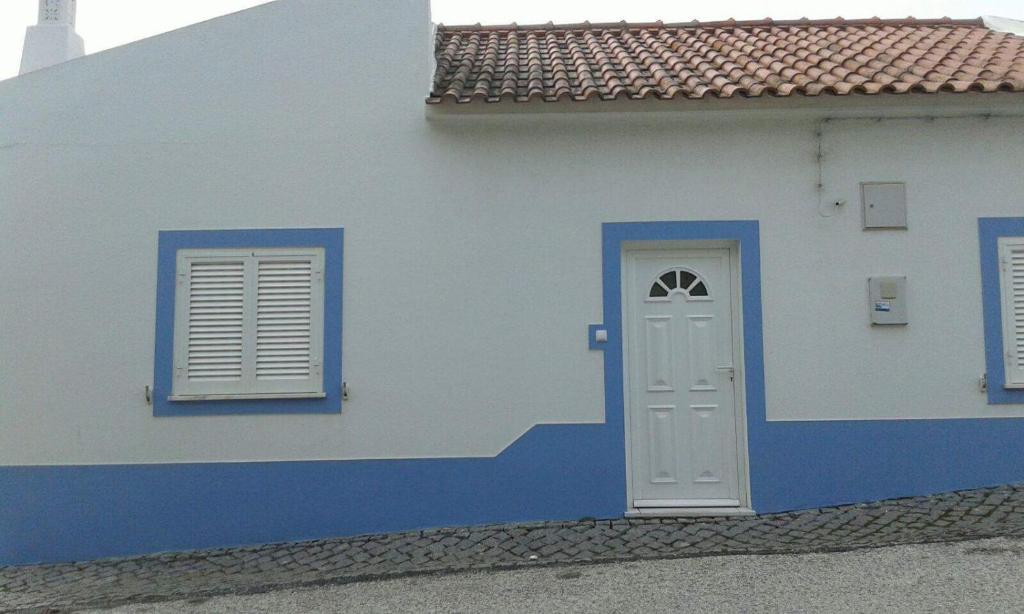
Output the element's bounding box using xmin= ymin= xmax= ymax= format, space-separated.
xmin=6 ymin=418 xmax=1024 ymax=566
xmin=1 ymin=424 xmax=624 ymax=566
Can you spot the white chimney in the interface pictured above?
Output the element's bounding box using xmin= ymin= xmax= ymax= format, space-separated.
xmin=19 ymin=0 xmax=85 ymax=75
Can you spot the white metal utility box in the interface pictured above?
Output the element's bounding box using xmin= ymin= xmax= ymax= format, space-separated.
xmin=862 ymin=182 xmax=908 ymax=229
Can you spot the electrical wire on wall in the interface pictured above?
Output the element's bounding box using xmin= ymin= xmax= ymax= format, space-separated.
xmin=815 ymin=117 xmax=837 ymax=218
xmin=814 ymin=112 xmax=1022 ymax=219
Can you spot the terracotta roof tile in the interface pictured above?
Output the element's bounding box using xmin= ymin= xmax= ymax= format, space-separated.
xmin=428 ymin=18 xmax=1024 ymax=104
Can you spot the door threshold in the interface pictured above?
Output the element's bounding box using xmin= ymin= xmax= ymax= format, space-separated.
xmin=625 ymin=507 xmax=756 ymax=518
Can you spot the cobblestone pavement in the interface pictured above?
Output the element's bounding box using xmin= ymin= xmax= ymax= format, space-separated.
xmin=4 ymin=484 xmax=1024 ymax=613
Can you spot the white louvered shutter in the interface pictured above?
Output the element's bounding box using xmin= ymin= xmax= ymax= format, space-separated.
xmin=171 ymin=248 xmax=325 ymax=399
xmin=1000 ymin=238 xmax=1024 ymax=389
xmin=254 ymin=254 xmax=324 ymax=394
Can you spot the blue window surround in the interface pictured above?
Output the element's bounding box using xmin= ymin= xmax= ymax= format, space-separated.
xmin=152 ymin=228 xmax=344 ymax=416
xmin=979 ymin=217 xmax=1024 ymax=404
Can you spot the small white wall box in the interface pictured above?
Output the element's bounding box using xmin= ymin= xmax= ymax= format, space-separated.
xmin=861 ymin=182 xmax=907 ymax=229
xmin=868 ymin=276 xmax=908 ymax=325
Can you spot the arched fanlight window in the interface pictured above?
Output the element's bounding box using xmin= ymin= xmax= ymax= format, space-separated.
xmin=648 ymin=269 xmax=710 ymax=300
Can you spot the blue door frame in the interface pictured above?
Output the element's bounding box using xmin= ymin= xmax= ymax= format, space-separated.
xmin=598 ymin=220 xmax=1024 ymax=516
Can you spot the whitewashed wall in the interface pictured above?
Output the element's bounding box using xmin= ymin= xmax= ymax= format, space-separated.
xmin=2 ymin=0 xmax=1023 ymax=466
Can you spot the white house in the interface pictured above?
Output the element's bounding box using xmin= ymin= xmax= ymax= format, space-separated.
xmin=1 ymin=0 xmax=1023 ymax=566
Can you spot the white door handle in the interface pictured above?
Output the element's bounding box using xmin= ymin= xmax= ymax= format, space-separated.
xmin=716 ymin=365 xmax=735 ymax=381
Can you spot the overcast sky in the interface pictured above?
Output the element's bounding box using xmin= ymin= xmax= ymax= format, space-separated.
xmin=2 ymin=0 xmax=1021 ymax=81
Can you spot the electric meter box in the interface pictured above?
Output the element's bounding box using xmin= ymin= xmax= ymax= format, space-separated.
xmin=868 ymin=276 xmax=908 ymax=325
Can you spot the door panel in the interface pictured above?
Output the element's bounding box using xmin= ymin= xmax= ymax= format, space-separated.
xmin=689 ymin=404 xmax=725 ymax=484
xmin=625 ymin=248 xmax=744 ymax=509
xmin=647 ymin=405 xmax=679 ymax=484
xmin=686 ymin=315 xmax=716 ymax=391
xmin=644 ymin=316 xmax=675 ymax=392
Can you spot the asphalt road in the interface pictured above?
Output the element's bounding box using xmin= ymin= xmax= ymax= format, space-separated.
xmin=90 ymin=537 xmax=1024 ymax=613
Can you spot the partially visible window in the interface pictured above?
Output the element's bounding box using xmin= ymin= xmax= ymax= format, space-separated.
xmin=999 ymin=237 xmax=1024 ymax=389
xmin=978 ymin=218 xmax=1024 ymax=405
xmin=171 ymin=247 xmax=325 ymax=400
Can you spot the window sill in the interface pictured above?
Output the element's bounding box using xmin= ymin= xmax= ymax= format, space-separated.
xmin=169 ymin=392 xmax=328 ymax=402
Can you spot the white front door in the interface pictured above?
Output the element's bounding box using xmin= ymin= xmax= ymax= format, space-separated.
xmin=624 ymin=247 xmax=746 ymax=509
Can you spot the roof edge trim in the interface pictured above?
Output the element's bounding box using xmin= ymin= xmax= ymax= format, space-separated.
xmin=435 ymin=16 xmax=986 ymax=33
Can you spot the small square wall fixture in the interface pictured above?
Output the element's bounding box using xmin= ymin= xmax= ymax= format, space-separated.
xmin=862 ymin=182 xmax=907 ymax=229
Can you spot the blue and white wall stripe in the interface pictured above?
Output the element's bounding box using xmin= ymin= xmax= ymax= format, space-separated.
xmin=5 ymin=219 xmax=1024 ymax=566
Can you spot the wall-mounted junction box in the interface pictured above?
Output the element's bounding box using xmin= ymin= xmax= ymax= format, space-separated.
xmin=868 ymin=276 xmax=908 ymax=325
xmin=862 ymin=182 xmax=907 ymax=229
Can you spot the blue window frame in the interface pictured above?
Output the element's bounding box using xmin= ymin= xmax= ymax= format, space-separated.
xmin=979 ymin=217 xmax=1024 ymax=405
xmin=153 ymin=228 xmax=344 ymax=416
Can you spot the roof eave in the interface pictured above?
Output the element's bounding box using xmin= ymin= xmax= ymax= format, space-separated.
xmin=425 ymin=90 xmax=1024 ymax=119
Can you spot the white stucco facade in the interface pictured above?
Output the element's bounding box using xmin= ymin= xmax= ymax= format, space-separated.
xmin=2 ymin=0 xmax=1024 ymax=470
